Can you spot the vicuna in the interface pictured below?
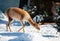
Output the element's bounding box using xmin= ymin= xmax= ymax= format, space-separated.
xmin=5 ymin=7 xmax=40 ymax=32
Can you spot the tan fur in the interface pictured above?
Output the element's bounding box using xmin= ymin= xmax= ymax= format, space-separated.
xmin=5 ymin=7 xmax=40 ymax=32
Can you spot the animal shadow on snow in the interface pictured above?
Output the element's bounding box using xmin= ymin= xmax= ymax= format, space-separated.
xmin=0 ymin=32 xmax=32 ymax=41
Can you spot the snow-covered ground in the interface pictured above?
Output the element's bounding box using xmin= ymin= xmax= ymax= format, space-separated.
xmin=0 ymin=11 xmax=60 ymax=41
xmin=0 ymin=24 xmax=60 ymax=41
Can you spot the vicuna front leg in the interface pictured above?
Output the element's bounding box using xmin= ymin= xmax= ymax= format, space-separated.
xmin=18 ymin=21 xmax=25 ymax=32
xmin=6 ymin=17 xmax=12 ymax=32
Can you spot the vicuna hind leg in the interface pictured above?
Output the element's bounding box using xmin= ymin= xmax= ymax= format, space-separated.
xmin=6 ymin=17 xmax=12 ymax=32
xmin=18 ymin=21 xmax=25 ymax=32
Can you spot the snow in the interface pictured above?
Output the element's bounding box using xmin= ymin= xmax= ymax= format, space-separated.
xmin=0 ymin=10 xmax=60 ymax=41
xmin=33 ymin=15 xmax=44 ymax=22
xmin=0 ymin=24 xmax=60 ymax=41
xmin=0 ymin=11 xmax=8 ymax=21
xmin=0 ymin=32 xmax=32 ymax=41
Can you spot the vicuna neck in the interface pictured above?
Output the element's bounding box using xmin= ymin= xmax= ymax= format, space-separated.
xmin=28 ymin=18 xmax=36 ymax=27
